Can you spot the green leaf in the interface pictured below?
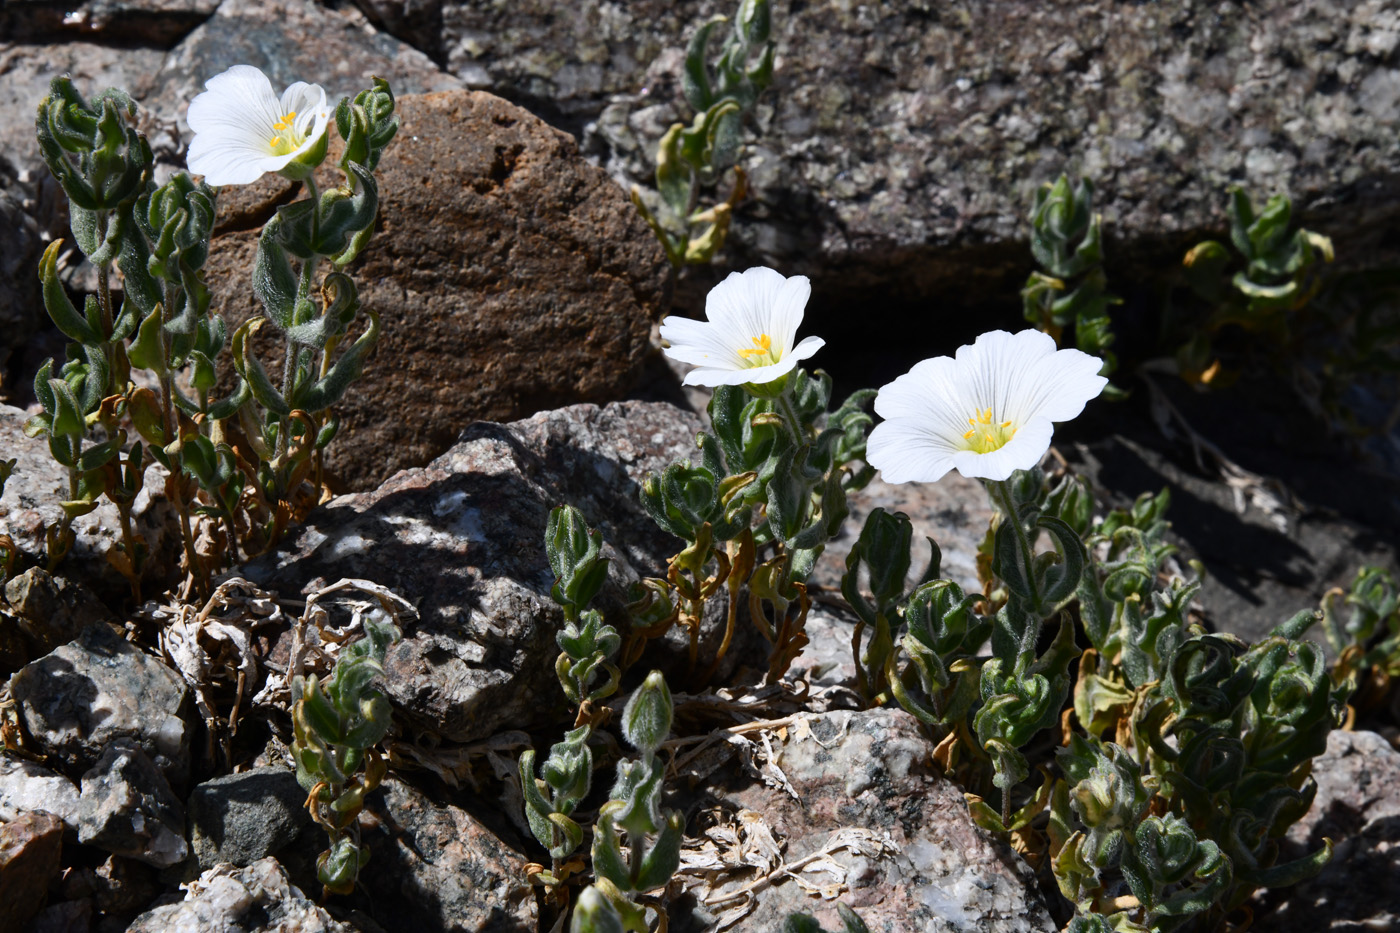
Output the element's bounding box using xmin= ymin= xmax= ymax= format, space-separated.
xmin=37 ymin=241 xmax=102 ymax=345
xmin=682 ymin=15 xmax=727 ymax=112
xmin=294 ymin=309 xmax=379 ymax=411
xmin=254 ymin=224 xmax=299 ymax=331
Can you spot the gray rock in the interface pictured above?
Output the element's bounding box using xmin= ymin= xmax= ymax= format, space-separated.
xmin=1259 ymin=729 xmax=1400 ymax=932
xmin=0 ymin=159 xmax=40 ymax=359
xmin=357 ymin=776 xmax=537 ymax=932
xmin=24 ymin=897 xmax=92 ymax=933
xmin=9 ymin=621 xmax=192 ymax=784
xmin=813 ymin=471 xmax=993 ymax=599
xmin=0 ymin=0 xmax=219 ymax=46
xmin=0 ymin=404 xmax=182 ymax=603
xmin=676 ymin=707 xmax=1055 ymax=932
xmin=186 ymin=766 xmax=315 ymax=872
xmin=0 ymin=810 xmax=64 ymax=932
xmin=437 ymin=0 xmax=1400 ymax=318
xmin=126 ymin=856 xmax=355 ymax=933
xmin=144 ymin=0 xmax=464 ymax=141
xmin=0 ymin=754 xmax=81 ymax=828
xmin=0 ymin=40 xmax=165 ymax=203
xmin=4 ymin=567 xmax=116 ymax=657
xmin=76 ymin=742 xmax=188 ymax=869
xmin=242 ymin=400 xmax=705 ymax=743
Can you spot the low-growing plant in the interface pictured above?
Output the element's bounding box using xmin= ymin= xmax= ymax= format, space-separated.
xmin=1322 ymin=565 xmax=1400 ymax=715
xmin=291 ymin=612 xmax=401 ymax=896
xmin=643 ymin=267 xmax=875 ymax=685
xmin=840 ymin=456 xmax=1346 ymax=930
xmin=631 ymin=0 xmax=775 ymax=267
xmin=25 ymin=67 xmax=397 ymax=598
xmin=1022 ymin=174 xmax=1122 ymax=391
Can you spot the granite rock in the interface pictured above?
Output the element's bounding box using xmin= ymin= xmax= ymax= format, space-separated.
xmin=203 ymin=88 xmax=671 ymax=491
xmin=430 ymin=1 xmax=1400 ymax=330
xmin=0 ymin=404 xmax=182 ymax=603
xmin=1259 ymin=729 xmax=1400 ymax=932
xmin=0 ymin=754 xmax=82 ymax=828
xmin=186 ymin=765 xmax=316 ymax=872
xmin=76 ymin=742 xmax=188 ymax=868
xmin=4 ymin=567 xmax=117 ymax=657
xmin=355 ymin=776 xmax=537 ymax=932
xmin=126 ymin=856 xmax=355 ymax=933
xmin=676 ymin=706 xmax=1056 ymax=932
xmin=241 ymin=400 xmax=703 ymax=743
xmin=8 ymin=622 xmax=192 ymax=785
xmin=0 ymin=810 xmax=64 ymax=931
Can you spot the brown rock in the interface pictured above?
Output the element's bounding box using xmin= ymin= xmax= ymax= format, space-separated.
xmin=0 ymin=810 xmax=64 ymax=931
xmin=203 ymin=89 xmax=670 ymax=491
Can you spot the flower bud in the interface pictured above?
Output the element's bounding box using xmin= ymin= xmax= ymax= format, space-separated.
xmin=570 ymin=886 xmax=624 ymax=933
xmin=622 ymin=671 xmax=673 ymax=757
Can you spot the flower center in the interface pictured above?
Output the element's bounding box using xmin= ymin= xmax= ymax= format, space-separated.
xmin=962 ymin=407 xmax=1017 ymax=454
xmin=268 ymin=111 xmax=301 ymax=155
xmin=737 ymin=333 xmax=779 ymax=367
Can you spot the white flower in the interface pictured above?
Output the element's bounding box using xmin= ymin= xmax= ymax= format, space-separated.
xmin=659 ymin=267 xmax=825 ymax=387
xmin=186 ymin=65 xmax=331 ymax=186
xmin=867 ymin=329 xmax=1107 ymax=483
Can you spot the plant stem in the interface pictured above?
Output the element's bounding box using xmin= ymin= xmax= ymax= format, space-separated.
xmin=159 ymin=283 xmax=208 ymax=597
xmin=278 ymin=254 xmax=320 ymax=459
xmin=992 ymin=479 xmax=1040 ymax=612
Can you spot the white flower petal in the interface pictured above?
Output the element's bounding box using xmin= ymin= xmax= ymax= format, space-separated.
xmin=659 ymin=316 xmax=744 ymax=369
xmin=869 ymin=329 xmax=1107 ymax=485
xmin=866 ymin=420 xmax=957 ymax=484
xmin=185 ymin=65 xmax=330 ymax=187
xmin=662 ymin=266 xmax=820 ymax=388
xmin=187 ymin=138 xmax=289 ymax=186
xmin=787 ymin=335 xmax=825 ymax=364
xmin=1017 ymin=347 xmax=1109 ymax=423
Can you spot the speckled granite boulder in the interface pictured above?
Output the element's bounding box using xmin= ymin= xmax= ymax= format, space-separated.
xmin=420 ymin=0 xmax=1400 ymax=328
xmin=241 ymin=401 xmax=705 ymax=743
xmin=1258 ymin=729 xmax=1400 ymax=932
xmin=8 ymin=622 xmax=192 ymax=785
xmin=675 ymin=707 xmax=1056 ymax=932
xmin=356 ymin=776 xmax=537 ymax=932
xmin=76 ymin=742 xmax=187 ymax=869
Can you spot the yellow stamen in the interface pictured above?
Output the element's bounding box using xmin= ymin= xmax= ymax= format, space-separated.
xmin=269 ymin=135 xmax=282 ymax=148
xmin=962 ymin=406 xmax=1018 ymax=454
xmin=738 ymin=333 xmax=774 ymax=361
xmin=272 ymin=111 xmax=297 ymax=131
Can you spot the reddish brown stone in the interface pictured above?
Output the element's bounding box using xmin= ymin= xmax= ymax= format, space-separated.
xmin=0 ymin=810 xmax=64 ymax=931
xmin=203 ymin=89 xmax=670 ymax=492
